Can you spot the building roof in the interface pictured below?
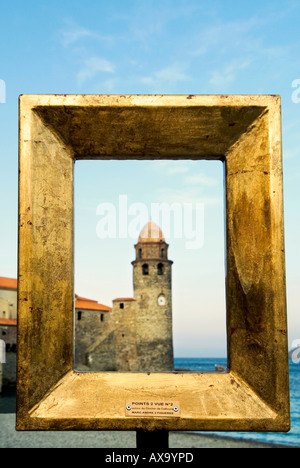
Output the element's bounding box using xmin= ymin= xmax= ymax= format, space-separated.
xmin=0 ymin=277 xmax=112 ymax=312
xmin=75 ymin=294 xmax=98 ymax=303
xmin=138 ymin=221 xmax=165 ymax=244
xmin=75 ymin=299 xmax=112 ymax=312
xmin=0 ymin=277 xmax=17 ymax=290
xmin=0 ymin=318 xmax=17 ymax=326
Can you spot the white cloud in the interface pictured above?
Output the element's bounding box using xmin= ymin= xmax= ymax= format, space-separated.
xmin=150 ymin=160 xmax=191 ymax=175
xmin=140 ymin=76 xmax=155 ymax=86
xmin=168 ymin=165 xmax=190 ymax=175
xmin=209 ymin=68 xmax=234 ymax=88
xmin=99 ymin=78 xmax=119 ymax=92
xmin=156 ymin=64 xmax=189 ymax=82
xmin=60 ymin=20 xmax=114 ymax=48
xmin=184 ymin=173 xmax=219 ymax=187
xmin=125 ymin=2 xmax=203 ymax=45
xmin=260 ymin=45 xmax=289 ymax=59
xmin=141 ymin=63 xmax=190 ymax=88
xmin=150 ymin=161 xmax=220 ymax=187
xmin=156 ymin=187 xmax=221 ymax=207
xmin=77 ymin=56 xmax=115 ymax=86
xmin=199 ymin=16 xmax=264 ymax=49
xmin=283 ymin=148 xmax=300 ymax=160
xmin=61 ymin=24 xmax=95 ymax=47
xmin=209 ymin=59 xmax=252 ymax=89
xmin=189 ymin=46 xmax=207 ymax=57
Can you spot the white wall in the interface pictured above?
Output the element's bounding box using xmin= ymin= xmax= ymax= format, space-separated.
xmin=0 ymin=289 xmax=17 ymax=319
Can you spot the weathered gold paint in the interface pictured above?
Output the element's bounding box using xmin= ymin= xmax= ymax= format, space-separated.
xmin=17 ymin=95 xmax=290 ymax=432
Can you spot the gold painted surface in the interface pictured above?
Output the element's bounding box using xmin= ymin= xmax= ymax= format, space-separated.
xmin=17 ymin=95 xmax=290 ymax=432
xmin=25 ymin=371 xmax=280 ymax=431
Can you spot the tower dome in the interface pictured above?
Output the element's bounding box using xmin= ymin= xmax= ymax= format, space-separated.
xmin=133 ymin=221 xmax=171 ymax=262
xmin=138 ymin=221 xmax=165 ymax=244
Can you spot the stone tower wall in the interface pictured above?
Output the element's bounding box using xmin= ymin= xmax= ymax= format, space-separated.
xmin=111 ymin=300 xmax=138 ymax=372
xmin=83 ymin=299 xmax=139 ymax=372
xmin=75 ymin=309 xmax=109 ymax=370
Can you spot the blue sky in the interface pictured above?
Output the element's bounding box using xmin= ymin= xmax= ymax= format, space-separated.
xmin=0 ymin=0 xmax=300 ymax=356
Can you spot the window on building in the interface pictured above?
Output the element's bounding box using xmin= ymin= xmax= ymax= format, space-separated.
xmin=138 ymin=248 xmax=143 ymax=259
xmin=160 ymin=248 xmax=165 ymax=258
xmin=157 ymin=263 xmax=164 ymax=275
xmin=120 ymin=303 xmax=124 ymax=309
xmin=142 ymin=264 xmax=149 ymax=275
xmin=100 ymin=313 xmax=104 ymax=322
xmin=77 ymin=311 xmax=82 ymax=321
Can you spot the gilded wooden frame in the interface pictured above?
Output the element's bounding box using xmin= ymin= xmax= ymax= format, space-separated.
xmin=17 ymin=95 xmax=290 ymax=432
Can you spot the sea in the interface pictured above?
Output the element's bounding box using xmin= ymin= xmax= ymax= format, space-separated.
xmin=174 ymin=357 xmax=300 ymax=448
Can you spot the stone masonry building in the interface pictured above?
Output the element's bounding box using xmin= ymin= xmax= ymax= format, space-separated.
xmin=75 ymin=221 xmax=174 ymax=372
xmin=0 ymin=221 xmax=174 ymax=389
xmin=0 ymin=277 xmax=18 ymax=389
xmin=0 ymin=279 xmax=111 ymax=389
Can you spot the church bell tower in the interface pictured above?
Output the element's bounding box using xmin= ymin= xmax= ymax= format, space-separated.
xmin=132 ymin=221 xmax=174 ymax=371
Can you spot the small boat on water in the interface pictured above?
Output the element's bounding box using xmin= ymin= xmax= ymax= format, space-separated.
xmin=215 ymin=364 xmax=226 ymax=372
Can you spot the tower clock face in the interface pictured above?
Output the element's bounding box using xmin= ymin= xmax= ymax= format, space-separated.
xmin=158 ymin=294 xmax=166 ymax=306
